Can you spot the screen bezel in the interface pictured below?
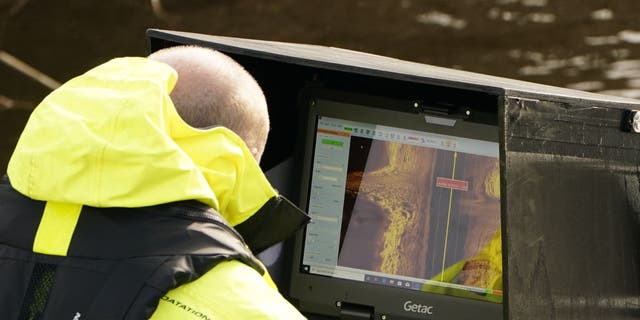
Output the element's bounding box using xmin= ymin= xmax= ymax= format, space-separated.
xmin=289 ymin=87 xmax=503 ymax=320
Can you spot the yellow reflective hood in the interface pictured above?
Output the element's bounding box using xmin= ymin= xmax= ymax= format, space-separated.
xmin=7 ymin=57 xmax=276 ymax=226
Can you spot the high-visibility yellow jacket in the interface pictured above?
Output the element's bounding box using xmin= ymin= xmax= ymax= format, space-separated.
xmin=4 ymin=57 xmax=308 ymax=319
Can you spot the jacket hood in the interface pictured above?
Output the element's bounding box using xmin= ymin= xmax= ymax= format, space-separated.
xmin=7 ymin=57 xmax=276 ymax=226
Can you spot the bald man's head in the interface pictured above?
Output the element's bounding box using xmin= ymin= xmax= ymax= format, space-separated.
xmin=148 ymin=46 xmax=270 ymax=162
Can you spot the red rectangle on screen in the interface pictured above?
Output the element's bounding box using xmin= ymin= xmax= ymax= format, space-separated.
xmin=436 ymin=177 xmax=469 ymax=191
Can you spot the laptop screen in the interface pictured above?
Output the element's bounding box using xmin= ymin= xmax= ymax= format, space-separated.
xmin=299 ymin=92 xmax=503 ymax=305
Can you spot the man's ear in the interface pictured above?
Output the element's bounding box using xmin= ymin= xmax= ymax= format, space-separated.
xmin=250 ymin=146 xmax=262 ymax=163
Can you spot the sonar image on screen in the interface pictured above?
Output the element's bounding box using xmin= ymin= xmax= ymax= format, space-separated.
xmin=339 ymin=136 xmax=501 ymax=289
xmin=303 ymin=115 xmax=502 ymax=303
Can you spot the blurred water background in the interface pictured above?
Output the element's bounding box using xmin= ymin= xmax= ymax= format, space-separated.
xmin=2 ymin=0 xmax=640 ymax=172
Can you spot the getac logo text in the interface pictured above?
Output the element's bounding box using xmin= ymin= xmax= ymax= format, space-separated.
xmin=403 ymin=300 xmax=434 ymax=315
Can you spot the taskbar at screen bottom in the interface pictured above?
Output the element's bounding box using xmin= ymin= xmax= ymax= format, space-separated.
xmin=305 ymin=264 xmax=503 ymax=304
